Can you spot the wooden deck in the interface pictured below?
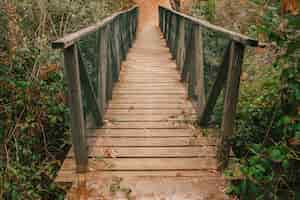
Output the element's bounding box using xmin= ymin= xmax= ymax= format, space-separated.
xmin=58 ymin=24 xmax=229 ymax=199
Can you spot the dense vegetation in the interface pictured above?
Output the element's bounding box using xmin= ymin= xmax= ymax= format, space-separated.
xmin=0 ymin=0 xmax=133 ymax=199
xmin=1 ymin=0 xmax=299 ymax=199
xmin=191 ymin=0 xmax=299 ymax=199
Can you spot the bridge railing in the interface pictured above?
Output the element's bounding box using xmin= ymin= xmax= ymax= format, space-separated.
xmin=159 ymin=6 xmax=258 ymax=170
xmin=52 ymin=6 xmax=138 ymax=172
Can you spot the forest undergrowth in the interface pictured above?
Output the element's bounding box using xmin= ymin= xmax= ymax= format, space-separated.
xmin=0 ymin=0 xmax=133 ymax=199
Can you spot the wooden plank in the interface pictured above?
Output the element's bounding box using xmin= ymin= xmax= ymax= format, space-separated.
xmin=110 ymin=99 xmax=186 ymax=104
xmin=105 ymin=114 xmax=197 ymax=122
xmin=63 ymin=177 xmax=228 ymax=199
xmin=103 ymin=121 xmax=191 ymax=129
xmin=112 ymin=94 xmax=187 ymax=99
xmin=52 ymin=6 xmax=138 ymax=49
xmin=68 ymin=146 xmax=217 ymax=158
xmin=87 ymin=129 xmax=197 ymax=137
xmin=113 ymin=87 xmax=185 ymax=91
xmin=114 ymin=83 xmax=183 ymax=87
xmin=159 ymin=6 xmax=258 ymax=47
xmin=119 ymin=76 xmax=181 ymax=80
xmin=61 ymin=158 xmax=218 ymax=171
xmin=118 ymin=80 xmax=181 ymax=83
xmin=217 ymin=41 xmax=245 ymax=170
xmin=56 ymin=170 xmax=221 ymax=183
xmin=108 ymin=103 xmax=193 ymax=110
xmin=87 ymin=137 xmax=216 ymax=147
xmin=112 ymin=90 xmax=185 ymax=95
xmin=106 ymin=109 xmax=196 ymax=115
xmin=63 ymin=45 xmax=88 ymax=172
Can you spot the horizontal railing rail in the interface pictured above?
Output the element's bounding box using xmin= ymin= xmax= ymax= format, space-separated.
xmin=52 ymin=6 xmax=138 ymax=172
xmin=159 ymin=6 xmax=258 ymax=170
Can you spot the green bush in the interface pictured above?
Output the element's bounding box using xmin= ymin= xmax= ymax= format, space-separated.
xmin=227 ymin=1 xmax=300 ymax=199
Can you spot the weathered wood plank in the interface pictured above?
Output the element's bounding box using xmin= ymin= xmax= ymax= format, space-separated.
xmin=61 ymin=158 xmax=218 ymax=171
xmin=112 ymin=91 xmax=185 ymax=95
xmin=110 ymin=98 xmax=186 ymax=104
xmin=112 ymin=94 xmax=187 ymax=99
xmin=103 ymin=121 xmax=192 ymax=129
xmin=87 ymin=128 xmax=197 ymax=137
xmin=68 ymin=146 xmax=217 ymax=158
xmin=56 ymin=171 xmax=221 ymax=183
xmin=106 ymin=109 xmax=196 ymax=115
xmin=108 ymin=103 xmax=193 ymax=110
xmin=104 ymin=115 xmax=196 ymax=122
xmin=87 ymin=137 xmax=216 ymax=147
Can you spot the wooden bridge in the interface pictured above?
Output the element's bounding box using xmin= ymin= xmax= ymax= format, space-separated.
xmin=53 ymin=5 xmax=258 ymax=199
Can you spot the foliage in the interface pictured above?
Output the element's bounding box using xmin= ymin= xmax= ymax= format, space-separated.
xmin=226 ymin=0 xmax=300 ymax=199
xmin=0 ymin=46 xmax=69 ymax=199
xmin=0 ymin=0 xmax=133 ymax=199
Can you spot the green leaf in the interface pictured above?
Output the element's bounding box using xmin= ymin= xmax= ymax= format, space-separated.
xmin=269 ymin=149 xmax=285 ymax=162
xmin=280 ymin=116 xmax=291 ymax=125
xmin=282 ymin=160 xmax=289 ymax=170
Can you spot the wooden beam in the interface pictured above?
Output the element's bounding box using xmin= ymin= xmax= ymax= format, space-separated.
xmin=63 ymin=45 xmax=88 ymax=172
xmin=193 ymin=25 xmax=206 ymax=113
xmin=217 ymin=41 xmax=245 ymax=170
xmin=52 ymin=6 xmax=138 ymax=49
xmin=159 ymin=6 xmax=258 ymax=47
xmin=198 ymin=42 xmax=232 ymax=126
xmin=176 ymin=17 xmax=185 ymax=71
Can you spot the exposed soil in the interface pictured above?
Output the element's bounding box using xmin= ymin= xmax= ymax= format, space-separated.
xmin=132 ymin=0 xmax=170 ymax=30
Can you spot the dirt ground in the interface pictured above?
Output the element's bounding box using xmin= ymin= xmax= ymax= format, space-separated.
xmin=132 ymin=0 xmax=170 ymax=30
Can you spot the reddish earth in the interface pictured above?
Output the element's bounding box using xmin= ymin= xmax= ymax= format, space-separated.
xmin=132 ymin=0 xmax=170 ymax=29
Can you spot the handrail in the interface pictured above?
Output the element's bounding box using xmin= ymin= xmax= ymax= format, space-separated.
xmin=159 ymin=6 xmax=256 ymax=170
xmin=159 ymin=6 xmax=258 ymax=47
xmin=52 ymin=6 xmax=138 ymax=49
xmin=52 ymin=6 xmax=138 ymax=172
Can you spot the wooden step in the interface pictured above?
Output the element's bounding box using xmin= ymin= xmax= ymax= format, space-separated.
xmin=67 ymin=146 xmax=217 ymax=158
xmin=86 ymin=136 xmax=216 ymax=147
xmin=61 ymin=158 xmax=218 ymax=171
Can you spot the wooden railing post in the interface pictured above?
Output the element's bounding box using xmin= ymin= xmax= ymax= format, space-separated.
xmin=106 ymin=24 xmax=113 ymax=101
xmin=193 ymin=24 xmax=206 ymax=112
xmin=112 ymin=18 xmax=121 ymax=81
xmin=63 ymin=45 xmax=88 ymax=173
xmin=170 ymin=14 xmax=178 ymax=58
xmin=176 ymin=17 xmax=185 ymax=70
xmin=217 ymin=41 xmax=245 ymax=170
xmin=99 ymin=26 xmax=108 ymax=113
